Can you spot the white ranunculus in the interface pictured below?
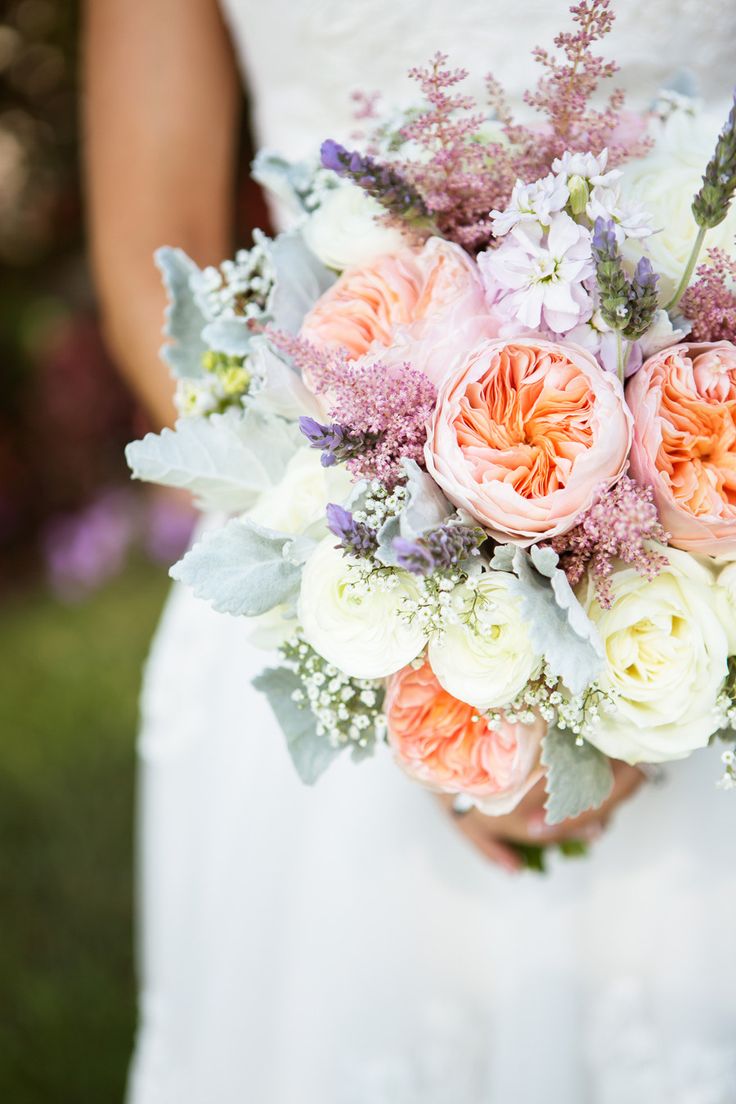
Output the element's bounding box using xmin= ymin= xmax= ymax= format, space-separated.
xmin=428 ymin=572 xmax=541 ymax=711
xmin=302 ymin=183 xmax=406 ymax=271
xmin=582 ymin=547 xmax=729 ymax=764
xmin=715 ymin=561 xmax=736 ymax=654
xmin=244 ymin=450 xmax=352 ymax=648
xmin=621 ymin=108 xmax=736 ymax=298
xmin=298 ymin=538 xmax=427 ymax=679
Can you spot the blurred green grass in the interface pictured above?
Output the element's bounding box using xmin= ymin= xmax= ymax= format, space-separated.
xmin=0 ymin=562 xmax=168 ymax=1104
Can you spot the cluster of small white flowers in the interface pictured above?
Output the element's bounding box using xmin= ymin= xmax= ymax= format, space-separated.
xmin=283 ymin=635 xmax=386 ymax=750
xmin=400 ymin=570 xmax=473 ymax=638
xmin=351 ymin=480 xmax=408 ymax=530
xmin=301 ymin=167 xmax=342 ymax=213
xmin=717 ymin=748 xmax=736 ymax=791
xmin=194 ymin=242 xmax=275 ymax=321
xmin=173 ymin=351 xmax=253 ymax=418
xmin=485 ymin=666 xmax=619 ymax=741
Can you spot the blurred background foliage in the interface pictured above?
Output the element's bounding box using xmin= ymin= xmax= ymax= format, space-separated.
xmin=0 ymin=1 xmax=256 ymax=1099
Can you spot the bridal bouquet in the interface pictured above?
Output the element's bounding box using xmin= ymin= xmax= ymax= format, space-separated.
xmin=127 ymin=0 xmax=736 ymax=826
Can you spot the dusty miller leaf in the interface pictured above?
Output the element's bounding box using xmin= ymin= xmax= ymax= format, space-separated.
xmin=155 ymin=247 xmax=208 ymax=379
xmin=258 ymin=229 xmax=335 ymax=333
xmin=125 ymin=408 xmax=300 ymax=513
xmin=490 ymin=543 xmax=604 ymax=695
xmin=252 ymin=666 xmax=342 ymax=784
xmin=170 ymin=517 xmax=303 ymax=616
xmin=200 ymin=318 xmax=252 ymax=357
xmin=542 ymin=728 xmax=614 ymax=825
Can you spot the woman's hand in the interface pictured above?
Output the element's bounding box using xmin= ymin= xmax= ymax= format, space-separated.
xmin=437 ymin=760 xmax=644 ymax=872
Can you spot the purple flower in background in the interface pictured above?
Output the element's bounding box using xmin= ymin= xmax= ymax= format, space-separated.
xmin=326 ymin=503 xmax=378 ymax=558
xmin=393 ymin=524 xmax=483 ymax=575
xmin=143 ymin=492 xmax=196 ymax=563
xmin=43 ymin=488 xmax=136 ymax=601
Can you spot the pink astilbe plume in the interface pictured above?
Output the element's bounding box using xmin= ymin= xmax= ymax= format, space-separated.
xmin=680 ymin=249 xmax=736 ymax=343
xmin=266 ymin=329 xmax=436 ymax=487
xmin=395 ymin=53 xmax=516 ymax=251
xmin=549 ymin=476 xmax=669 ymax=609
xmin=498 ymin=0 xmax=651 ymax=182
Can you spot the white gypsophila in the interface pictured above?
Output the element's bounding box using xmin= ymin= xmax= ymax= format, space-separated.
xmin=302 ymin=182 xmax=406 ymax=271
xmin=581 ymin=546 xmax=729 ymax=764
xmin=297 ymin=537 xmax=427 ymax=680
xmin=192 ymin=241 xmax=275 ymax=321
xmin=427 ymin=571 xmax=542 ymax=712
xmin=621 ymin=107 xmax=736 ymax=296
xmin=490 ymin=173 xmax=569 ymax=237
xmin=479 ymin=212 xmax=594 ymax=334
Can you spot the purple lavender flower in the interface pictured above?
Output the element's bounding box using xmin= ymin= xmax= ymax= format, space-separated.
xmin=393 ymin=524 xmax=483 ymax=575
xmin=592 ymin=217 xmax=659 ymax=341
xmin=326 ymin=503 xmax=378 ymax=558
xmin=299 ymin=416 xmax=377 ymax=469
xmin=320 ymin=140 xmax=432 ymax=226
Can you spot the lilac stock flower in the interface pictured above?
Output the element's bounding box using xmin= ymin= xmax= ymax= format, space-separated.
xmin=325 ymin=503 xmax=378 ymax=558
xmin=393 ymin=524 xmax=482 ymax=575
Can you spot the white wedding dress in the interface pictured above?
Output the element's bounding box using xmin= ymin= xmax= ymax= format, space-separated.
xmin=127 ymin=3 xmax=736 ymax=1102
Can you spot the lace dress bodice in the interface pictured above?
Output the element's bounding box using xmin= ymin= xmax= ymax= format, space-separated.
xmin=220 ymin=0 xmax=736 ymax=159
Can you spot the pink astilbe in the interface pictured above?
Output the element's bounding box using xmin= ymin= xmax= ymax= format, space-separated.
xmin=680 ymin=249 xmax=736 ymax=343
xmin=266 ymin=329 xmax=436 ymax=487
xmin=499 ymin=0 xmax=651 ymax=182
xmin=549 ymin=476 xmax=669 ymax=609
xmin=395 ymin=53 xmax=516 ymax=251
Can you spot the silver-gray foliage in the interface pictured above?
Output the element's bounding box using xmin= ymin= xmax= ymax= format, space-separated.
xmin=252 ymin=666 xmax=342 ymax=784
xmin=542 ymin=727 xmax=614 ymax=824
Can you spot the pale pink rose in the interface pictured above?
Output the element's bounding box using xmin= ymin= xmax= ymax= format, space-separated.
xmin=425 ymin=337 xmax=632 ymax=543
xmin=627 ymin=341 xmax=736 ymax=554
xmin=300 ymin=236 xmax=496 ymax=387
xmin=385 ymin=660 xmax=544 ymax=815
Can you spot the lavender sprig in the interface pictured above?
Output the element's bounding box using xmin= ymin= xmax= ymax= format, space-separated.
xmin=592 ymin=217 xmax=659 ymax=341
xmin=393 ymin=524 xmax=484 ymax=575
xmin=320 ymin=139 xmax=434 ymax=228
xmin=326 ymin=504 xmax=378 ymax=558
xmin=299 ymin=416 xmax=378 ymax=469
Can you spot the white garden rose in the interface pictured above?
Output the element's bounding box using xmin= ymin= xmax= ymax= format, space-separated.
xmin=302 ymin=183 xmax=406 ymax=271
xmin=298 ymin=538 xmax=427 ymax=679
xmin=582 ymin=547 xmax=729 ymax=764
xmin=245 ymin=450 xmax=352 ymax=648
xmin=621 ymin=108 xmax=736 ymax=298
xmin=428 ymin=572 xmax=541 ymax=711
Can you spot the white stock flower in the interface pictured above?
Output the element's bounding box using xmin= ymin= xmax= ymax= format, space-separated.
xmin=298 ymin=538 xmax=427 ymax=679
xmin=621 ymin=108 xmax=736 ymax=296
xmin=302 ymin=183 xmax=406 ymax=271
xmin=586 ymin=183 xmax=653 ymax=243
xmin=428 ymin=572 xmax=541 ymax=711
xmin=552 ymin=149 xmax=616 ymax=186
xmin=582 ymin=547 xmax=729 ymax=764
xmin=479 ymin=212 xmax=594 ymax=334
xmin=638 ymin=309 xmax=690 ymax=357
xmin=490 ymin=173 xmax=569 ymax=237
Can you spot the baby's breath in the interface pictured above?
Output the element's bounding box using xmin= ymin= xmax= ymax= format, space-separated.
xmin=194 ymin=241 xmax=275 ymax=322
xmin=282 ymin=634 xmax=386 ymax=753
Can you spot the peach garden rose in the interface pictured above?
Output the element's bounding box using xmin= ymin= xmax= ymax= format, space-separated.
xmin=425 ymin=337 xmax=632 ymax=543
xmin=385 ymin=660 xmax=545 ymax=815
xmin=299 ymin=236 xmax=494 ymax=385
xmin=627 ymin=341 xmax=736 ymax=555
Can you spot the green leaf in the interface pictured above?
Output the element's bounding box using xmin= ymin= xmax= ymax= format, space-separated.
xmin=170 ymin=517 xmax=303 ymax=616
xmin=541 ymin=727 xmax=614 ymax=825
xmin=252 ymin=666 xmax=342 ymax=784
xmin=155 ymin=247 xmax=208 ymax=379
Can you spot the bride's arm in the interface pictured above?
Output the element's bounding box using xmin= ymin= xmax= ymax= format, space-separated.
xmin=82 ymin=0 xmax=240 ymax=427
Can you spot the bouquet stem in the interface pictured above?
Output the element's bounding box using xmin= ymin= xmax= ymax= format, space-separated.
xmin=666 ymin=225 xmax=707 ymax=311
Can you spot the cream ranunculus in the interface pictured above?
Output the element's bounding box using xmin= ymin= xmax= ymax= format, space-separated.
xmin=582 ymin=547 xmax=729 ymax=764
xmin=298 ymin=538 xmax=427 ymax=679
xmin=621 ymin=108 xmax=736 ymax=298
xmin=302 ymin=183 xmax=406 ymax=271
xmin=428 ymin=572 xmax=542 ymax=711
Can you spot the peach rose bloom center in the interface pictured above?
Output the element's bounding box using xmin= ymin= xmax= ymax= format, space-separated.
xmin=627 ymin=341 xmax=736 ymax=554
xmin=385 ymin=661 xmax=544 ymax=815
xmin=426 ymin=338 xmax=632 ymax=542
